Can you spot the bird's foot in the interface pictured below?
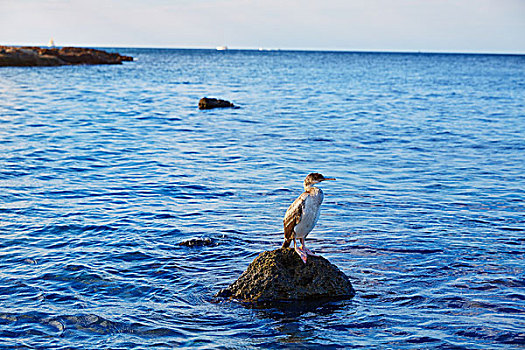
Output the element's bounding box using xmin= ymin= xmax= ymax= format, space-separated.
xmin=294 ymin=246 xmax=308 ymax=264
xmin=304 ymin=248 xmax=317 ymax=256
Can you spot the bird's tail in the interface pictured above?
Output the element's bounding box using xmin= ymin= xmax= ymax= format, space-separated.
xmin=281 ymin=238 xmax=291 ymax=248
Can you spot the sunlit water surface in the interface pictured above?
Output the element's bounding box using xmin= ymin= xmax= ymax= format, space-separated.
xmin=1 ymin=49 xmax=524 ymax=348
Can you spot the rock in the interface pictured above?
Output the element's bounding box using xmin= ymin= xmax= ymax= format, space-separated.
xmin=216 ymin=248 xmax=355 ymax=302
xmin=178 ymin=237 xmax=216 ymax=247
xmin=0 ymin=46 xmax=133 ymax=67
xmin=198 ymin=97 xmax=235 ymax=110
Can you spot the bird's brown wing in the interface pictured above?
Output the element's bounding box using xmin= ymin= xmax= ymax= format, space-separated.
xmin=283 ymin=192 xmax=308 ymax=241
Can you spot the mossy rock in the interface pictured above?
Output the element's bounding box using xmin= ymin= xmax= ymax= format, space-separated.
xmin=216 ymin=248 xmax=355 ymax=302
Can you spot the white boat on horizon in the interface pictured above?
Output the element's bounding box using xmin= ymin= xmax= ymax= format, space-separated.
xmin=216 ymin=46 xmax=228 ymax=51
xmin=48 ymin=38 xmax=56 ymax=48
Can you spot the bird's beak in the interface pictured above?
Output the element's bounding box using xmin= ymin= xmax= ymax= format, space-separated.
xmin=323 ymin=177 xmax=336 ymax=181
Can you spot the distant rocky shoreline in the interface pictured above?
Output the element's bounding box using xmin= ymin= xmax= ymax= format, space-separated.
xmin=0 ymin=46 xmax=133 ymax=67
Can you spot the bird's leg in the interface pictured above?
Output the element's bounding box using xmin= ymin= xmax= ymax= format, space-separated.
xmin=300 ymin=238 xmax=317 ymax=257
xmin=294 ymin=237 xmax=308 ymax=264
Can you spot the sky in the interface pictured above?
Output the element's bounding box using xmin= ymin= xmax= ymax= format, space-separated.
xmin=1 ymin=0 xmax=524 ymax=53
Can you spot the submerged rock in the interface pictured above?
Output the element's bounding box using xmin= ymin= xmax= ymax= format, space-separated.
xmin=216 ymin=248 xmax=355 ymax=302
xmin=0 ymin=46 xmax=133 ymax=67
xmin=198 ymin=97 xmax=235 ymax=110
xmin=178 ymin=237 xmax=216 ymax=247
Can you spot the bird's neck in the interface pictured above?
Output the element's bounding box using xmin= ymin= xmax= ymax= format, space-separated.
xmin=304 ymin=183 xmax=316 ymax=191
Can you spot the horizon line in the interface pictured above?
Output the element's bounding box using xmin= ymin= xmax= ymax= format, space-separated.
xmin=2 ymin=42 xmax=524 ymax=56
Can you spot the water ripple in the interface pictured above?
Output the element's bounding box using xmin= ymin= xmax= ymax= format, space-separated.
xmin=0 ymin=49 xmax=524 ymax=348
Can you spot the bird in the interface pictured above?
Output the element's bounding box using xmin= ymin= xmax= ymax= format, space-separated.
xmin=282 ymin=173 xmax=336 ymax=263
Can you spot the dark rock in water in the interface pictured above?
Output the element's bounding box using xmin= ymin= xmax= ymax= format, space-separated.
xmin=0 ymin=46 xmax=133 ymax=67
xmin=178 ymin=237 xmax=216 ymax=247
xmin=198 ymin=97 xmax=235 ymax=110
xmin=216 ymin=248 xmax=355 ymax=302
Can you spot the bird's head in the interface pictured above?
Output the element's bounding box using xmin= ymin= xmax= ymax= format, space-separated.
xmin=303 ymin=172 xmax=336 ymax=189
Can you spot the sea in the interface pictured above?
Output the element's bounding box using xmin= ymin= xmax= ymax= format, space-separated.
xmin=0 ymin=48 xmax=524 ymax=349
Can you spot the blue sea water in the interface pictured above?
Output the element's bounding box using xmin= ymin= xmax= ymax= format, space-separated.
xmin=0 ymin=48 xmax=524 ymax=349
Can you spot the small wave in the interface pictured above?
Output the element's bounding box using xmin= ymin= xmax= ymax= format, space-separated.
xmin=506 ymin=293 xmax=525 ymax=301
xmin=179 ymin=212 xmax=203 ymax=217
xmin=405 ymin=336 xmax=441 ymax=344
xmin=35 ymin=224 xmax=117 ymax=235
xmin=153 ymin=213 xmax=177 ymax=219
xmin=309 ymin=137 xmax=334 ymax=142
xmin=499 ymin=226 xmax=524 ymax=232
xmin=456 ymin=327 xmax=525 ymax=345
xmin=234 ymin=118 xmax=260 ymax=124
xmin=389 ymin=294 xmax=426 ymax=307
xmin=112 ymin=250 xmax=155 ymax=262
xmin=379 ymin=247 xmax=443 ymax=254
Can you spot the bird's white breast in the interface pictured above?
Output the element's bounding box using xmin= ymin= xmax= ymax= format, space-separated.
xmin=294 ymin=187 xmax=324 ymax=238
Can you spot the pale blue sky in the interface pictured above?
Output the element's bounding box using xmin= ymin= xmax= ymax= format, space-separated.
xmin=1 ymin=0 xmax=524 ymax=53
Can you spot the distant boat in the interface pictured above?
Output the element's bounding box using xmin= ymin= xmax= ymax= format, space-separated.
xmin=216 ymin=46 xmax=228 ymax=51
xmin=48 ymin=38 xmax=56 ymax=48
